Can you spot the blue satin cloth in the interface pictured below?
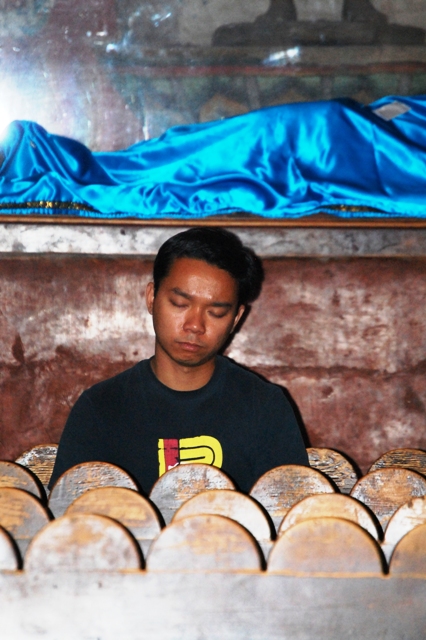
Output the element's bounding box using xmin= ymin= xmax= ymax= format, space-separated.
xmin=1 ymin=96 xmax=426 ymax=219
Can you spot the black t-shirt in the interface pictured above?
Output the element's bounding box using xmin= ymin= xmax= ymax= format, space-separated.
xmin=49 ymin=356 xmax=308 ymax=493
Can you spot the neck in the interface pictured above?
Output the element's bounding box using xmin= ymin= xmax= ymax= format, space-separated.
xmin=150 ymin=352 xmax=216 ymax=391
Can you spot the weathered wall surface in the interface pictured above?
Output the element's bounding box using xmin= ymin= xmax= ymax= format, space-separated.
xmin=1 ymin=254 xmax=425 ymax=473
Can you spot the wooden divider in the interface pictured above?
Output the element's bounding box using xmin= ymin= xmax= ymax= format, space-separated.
xmin=147 ymin=514 xmax=263 ymax=572
xmin=65 ymin=486 xmax=162 ymax=557
xmin=307 ymin=447 xmax=359 ymax=494
xmin=351 ymin=468 xmax=426 ymax=533
xmin=278 ymin=493 xmax=380 ymax=540
xmin=48 ymin=461 xmax=139 ymax=518
xmin=269 ymin=517 xmax=385 ymax=575
xmin=15 ymin=445 xmax=58 ymax=492
xmin=0 ymin=461 xmax=44 ymax=501
xmin=1 ymin=450 xmax=426 ymax=638
xmin=250 ymin=464 xmax=335 ymax=532
xmin=0 ymin=525 xmax=19 ymax=571
xmin=0 ymin=572 xmax=424 ymax=639
xmin=0 ymin=488 xmax=51 ymax=562
xmin=25 ymin=514 xmax=142 ymax=572
xmin=150 ymin=463 xmax=236 ymax=525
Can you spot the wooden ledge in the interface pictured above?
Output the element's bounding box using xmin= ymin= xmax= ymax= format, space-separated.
xmin=1 ymin=213 xmax=426 ymax=228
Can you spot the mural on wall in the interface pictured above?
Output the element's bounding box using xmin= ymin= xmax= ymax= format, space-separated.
xmin=0 ymin=0 xmax=425 ymax=149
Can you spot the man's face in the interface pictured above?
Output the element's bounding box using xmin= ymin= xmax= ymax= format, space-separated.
xmin=146 ymin=257 xmax=245 ymax=369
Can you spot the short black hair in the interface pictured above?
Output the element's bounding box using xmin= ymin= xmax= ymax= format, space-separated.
xmin=153 ymin=227 xmax=264 ymax=306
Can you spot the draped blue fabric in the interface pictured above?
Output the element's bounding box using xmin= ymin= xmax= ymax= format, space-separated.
xmin=1 ymin=96 xmax=426 ymax=219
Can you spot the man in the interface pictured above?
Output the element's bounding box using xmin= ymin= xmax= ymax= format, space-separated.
xmin=49 ymin=227 xmax=308 ymax=493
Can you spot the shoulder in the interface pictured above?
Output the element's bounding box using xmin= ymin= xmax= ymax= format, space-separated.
xmin=81 ymin=360 xmax=149 ymax=404
xmin=218 ymin=356 xmax=283 ymax=399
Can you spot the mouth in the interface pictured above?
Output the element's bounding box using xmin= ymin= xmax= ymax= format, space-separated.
xmin=176 ymin=341 xmax=204 ymax=352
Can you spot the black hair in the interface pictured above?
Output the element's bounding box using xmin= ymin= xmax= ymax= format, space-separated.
xmin=153 ymin=227 xmax=264 ymax=306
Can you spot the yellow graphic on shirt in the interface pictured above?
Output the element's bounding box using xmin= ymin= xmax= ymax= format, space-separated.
xmin=158 ymin=435 xmax=223 ymax=477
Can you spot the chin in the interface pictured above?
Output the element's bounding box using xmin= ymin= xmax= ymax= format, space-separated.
xmin=173 ymin=352 xmax=214 ymax=368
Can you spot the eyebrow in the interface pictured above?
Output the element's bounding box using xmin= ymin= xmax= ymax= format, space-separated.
xmin=170 ymin=287 xmax=233 ymax=309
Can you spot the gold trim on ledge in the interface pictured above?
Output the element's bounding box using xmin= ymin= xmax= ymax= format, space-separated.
xmin=0 ymin=201 xmax=97 ymax=212
xmin=0 ymin=202 xmax=426 ymax=228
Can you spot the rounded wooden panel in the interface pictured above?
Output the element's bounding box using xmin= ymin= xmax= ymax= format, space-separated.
xmin=389 ymin=523 xmax=426 ymax=576
xmin=382 ymin=496 xmax=426 ymax=562
xmin=16 ymin=444 xmax=58 ymax=489
xmin=25 ymin=514 xmax=142 ymax=572
xmin=66 ymin=486 xmax=162 ymax=542
xmin=0 ymin=461 xmax=43 ymax=500
xmin=307 ymin=447 xmax=359 ymax=493
xmin=350 ymin=468 xmax=426 ymax=533
xmin=368 ymin=448 xmax=426 ymax=477
xmin=0 ymin=525 xmax=19 ymax=571
xmin=147 ymin=514 xmax=262 ymax=572
xmin=48 ymin=461 xmax=139 ymax=518
xmin=250 ymin=464 xmax=335 ymax=532
xmin=0 ymin=487 xmax=51 ymax=559
xmin=172 ymin=489 xmax=272 ymax=542
xmin=268 ymin=517 xmax=384 ymax=575
xmin=150 ymin=463 xmax=235 ymax=525
xmin=278 ymin=493 xmax=380 ymax=540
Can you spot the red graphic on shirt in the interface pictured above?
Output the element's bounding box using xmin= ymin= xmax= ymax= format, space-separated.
xmin=162 ymin=438 xmax=179 ymax=472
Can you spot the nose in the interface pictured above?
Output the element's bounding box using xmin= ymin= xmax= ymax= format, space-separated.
xmin=183 ymin=307 xmax=205 ymax=334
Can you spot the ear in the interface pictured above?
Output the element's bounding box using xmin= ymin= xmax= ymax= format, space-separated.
xmin=232 ymin=305 xmax=245 ymax=331
xmin=145 ymin=281 xmax=155 ymax=315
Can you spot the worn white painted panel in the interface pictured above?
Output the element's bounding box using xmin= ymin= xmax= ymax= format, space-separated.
xmin=3 ymin=224 xmax=426 ymax=257
xmin=0 ymin=572 xmax=425 ymax=640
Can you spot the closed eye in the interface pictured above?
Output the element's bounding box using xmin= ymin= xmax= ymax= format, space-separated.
xmin=170 ymin=299 xmax=188 ymax=309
